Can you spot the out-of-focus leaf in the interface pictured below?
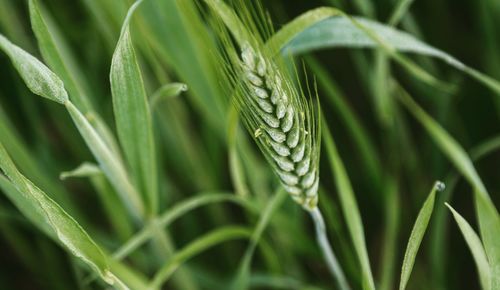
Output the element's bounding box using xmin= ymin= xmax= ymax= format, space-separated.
xmin=149 ymin=82 xmax=188 ymax=108
xmin=111 ymin=0 xmax=157 ymax=215
xmin=446 ymin=203 xmax=490 ymax=290
xmin=474 ymin=190 xmax=500 ymax=290
xmin=233 ymin=189 xmax=287 ymax=290
xmin=113 ymin=192 xmax=257 ymax=261
xmin=396 ymin=84 xmax=488 ymax=193
xmin=323 ymin=122 xmax=375 ymax=290
xmin=0 ymin=34 xmax=68 ymax=104
xmin=150 ymin=226 xmax=252 ymax=289
xmin=60 ymin=162 xmax=102 ymax=180
xmin=203 ymin=0 xmax=250 ymax=46
xmin=265 ymin=7 xmax=500 ymax=95
xmin=306 ymin=56 xmax=382 ymax=188
xmin=66 ymin=101 xmax=144 ymax=220
xmin=85 ymin=111 xmax=123 ymax=160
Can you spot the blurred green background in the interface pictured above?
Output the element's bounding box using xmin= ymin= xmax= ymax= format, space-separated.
xmin=0 ymin=0 xmax=499 ymax=289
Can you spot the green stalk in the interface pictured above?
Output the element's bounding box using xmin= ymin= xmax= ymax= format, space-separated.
xmin=309 ymin=207 xmax=351 ymax=290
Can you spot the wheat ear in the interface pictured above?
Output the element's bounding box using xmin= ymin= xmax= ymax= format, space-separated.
xmin=237 ymin=43 xmax=320 ymax=210
xmin=208 ymin=0 xmax=349 ymax=286
xmin=236 ymin=44 xmax=350 ymax=290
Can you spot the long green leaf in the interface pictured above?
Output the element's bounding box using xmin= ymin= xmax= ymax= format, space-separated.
xmin=323 ymin=121 xmax=375 ymax=290
xmin=399 ymin=181 xmax=442 ymax=290
xmin=396 ymin=86 xmax=500 ymax=289
xmin=474 ymin=190 xmax=500 ymax=290
xmin=29 ymin=0 xmax=93 ymax=112
xmin=395 ymin=86 xmax=489 ymax=195
xmin=150 ymin=226 xmax=252 ymax=289
xmin=0 ymin=34 xmax=68 ymax=104
xmin=0 ymin=142 xmax=118 ymax=286
xmin=265 ymin=7 xmax=500 ymax=95
xmin=0 ymin=175 xmax=53 ymax=237
xmin=446 ymin=203 xmax=491 ymax=290
xmin=111 ymin=0 xmax=157 ymax=215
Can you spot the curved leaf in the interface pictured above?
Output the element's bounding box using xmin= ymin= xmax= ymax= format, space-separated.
xmin=149 ymin=82 xmax=188 ymax=108
xmin=60 ymin=162 xmax=102 ymax=180
xmin=0 ymin=34 xmax=68 ymax=104
xmin=267 ymin=7 xmax=500 ymax=95
xmin=0 ymin=142 xmax=116 ymax=286
xmin=446 ymin=203 xmax=490 ymax=290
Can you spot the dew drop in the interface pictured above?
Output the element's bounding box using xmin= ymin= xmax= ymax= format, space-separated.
xmin=435 ymin=181 xmax=446 ymax=192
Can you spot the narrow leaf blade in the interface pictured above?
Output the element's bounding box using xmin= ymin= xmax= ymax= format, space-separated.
xmin=0 ymin=142 xmax=113 ymax=285
xmin=399 ymin=181 xmax=441 ymax=290
xmin=111 ymin=1 xmax=157 ymax=214
xmin=323 ymin=122 xmax=375 ymax=290
xmin=446 ymin=203 xmax=491 ymax=290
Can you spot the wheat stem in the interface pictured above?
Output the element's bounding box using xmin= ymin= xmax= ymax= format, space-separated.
xmin=309 ymin=207 xmax=351 ymax=290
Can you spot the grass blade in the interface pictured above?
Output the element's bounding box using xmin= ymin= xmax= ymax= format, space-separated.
xmin=0 ymin=175 xmax=53 ymax=237
xmin=266 ymin=7 xmax=500 ymax=95
xmin=399 ymin=181 xmax=442 ymax=290
xmin=29 ymin=0 xmax=93 ymax=112
xmin=111 ymin=0 xmax=157 ymax=215
xmin=474 ymin=190 xmax=500 ymax=290
xmin=322 ymin=121 xmax=375 ymax=290
xmin=0 ymin=142 xmax=118 ymax=286
xmin=0 ymin=34 xmax=68 ymax=104
xmin=396 ymin=86 xmax=500 ymax=289
xmin=445 ymin=203 xmax=491 ymax=290
xmin=395 ymin=86 xmax=488 ymax=194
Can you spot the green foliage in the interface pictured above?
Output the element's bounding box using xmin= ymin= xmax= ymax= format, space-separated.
xmin=323 ymin=122 xmax=374 ymax=290
xmin=110 ymin=0 xmax=157 ymax=216
xmin=446 ymin=203 xmax=490 ymax=290
xmin=0 ymin=142 xmax=120 ymax=286
xmin=0 ymin=0 xmax=499 ymax=289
